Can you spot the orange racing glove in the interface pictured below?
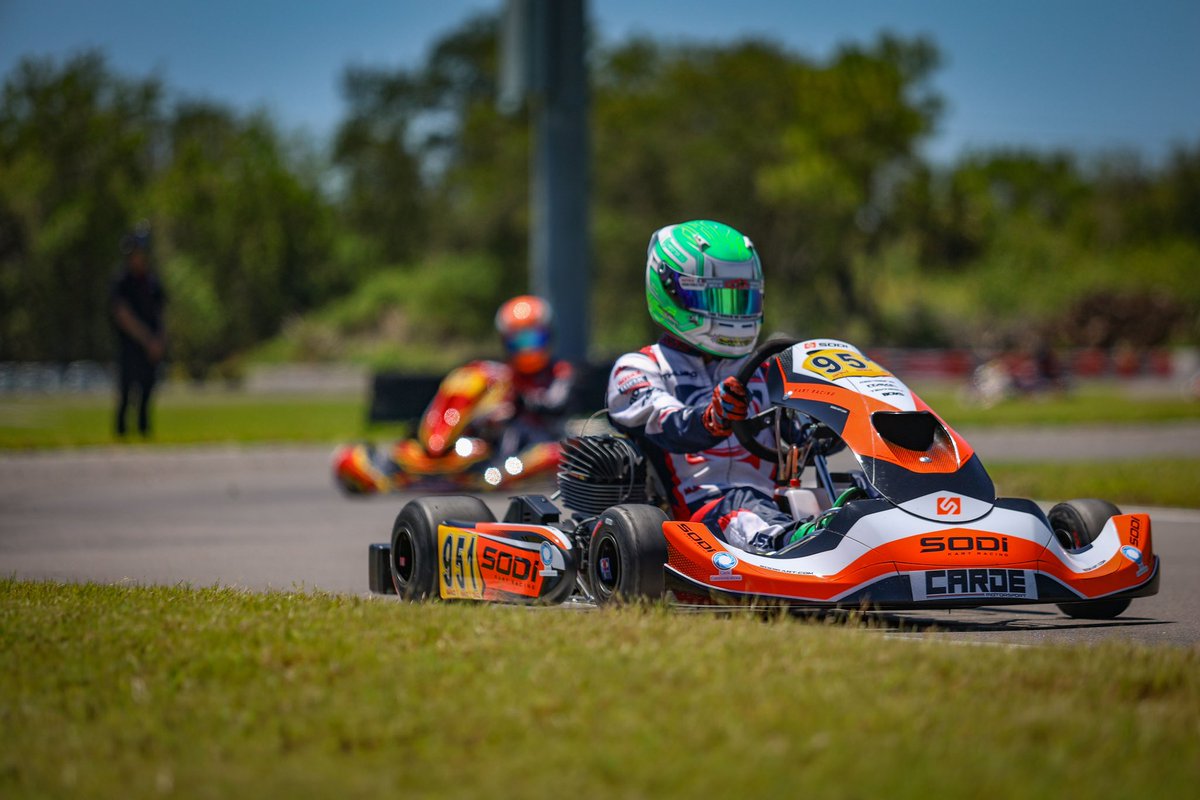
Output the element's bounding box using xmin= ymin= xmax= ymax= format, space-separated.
xmin=701 ymin=376 xmax=749 ymax=437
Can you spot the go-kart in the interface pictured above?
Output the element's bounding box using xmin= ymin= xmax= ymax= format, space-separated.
xmin=334 ymin=360 xmax=560 ymax=494
xmin=367 ymin=338 xmax=1159 ymax=619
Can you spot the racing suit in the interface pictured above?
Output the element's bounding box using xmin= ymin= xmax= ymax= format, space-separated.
xmin=496 ymin=360 xmax=575 ymax=457
xmin=606 ymin=336 xmax=793 ymax=552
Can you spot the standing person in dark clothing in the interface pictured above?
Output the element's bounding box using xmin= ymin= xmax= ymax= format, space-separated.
xmin=110 ymin=225 xmax=166 ymax=437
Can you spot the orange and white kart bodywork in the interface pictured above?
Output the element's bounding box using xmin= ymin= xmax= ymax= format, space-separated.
xmin=334 ymin=360 xmax=560 ymax=494
xmin=663 ymin=505 xmax=1156 ymax=609
xmin=661 ymin=339 xmax=1159 ymax=610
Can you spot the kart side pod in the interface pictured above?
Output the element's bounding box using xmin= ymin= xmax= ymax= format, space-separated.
xmin=368 ymin=522 xmax=578 ymax=604
xmin=1041 ymin=512 xmax=1157 ymax=600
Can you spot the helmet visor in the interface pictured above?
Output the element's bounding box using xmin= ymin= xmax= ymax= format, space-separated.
xmin=504 ymin=327 xmax=550 ymax=353
xmin=670 ymin=274 xmax=763 ymax=316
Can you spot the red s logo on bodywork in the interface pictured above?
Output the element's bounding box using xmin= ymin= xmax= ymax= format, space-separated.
xmin=936 ymin=496 xmax=961 ymax=516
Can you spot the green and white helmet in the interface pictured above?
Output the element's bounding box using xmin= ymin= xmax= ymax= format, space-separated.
xmin=645 ymin=220 xmax=764 ymax=358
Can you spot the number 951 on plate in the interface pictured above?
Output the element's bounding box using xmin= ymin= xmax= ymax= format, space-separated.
xmin=437 ymin=525 xmax=546 ymax=600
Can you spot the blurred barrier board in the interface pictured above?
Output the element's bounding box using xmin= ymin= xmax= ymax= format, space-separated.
xmin=367 ymin=373 xmax=443 ymax=425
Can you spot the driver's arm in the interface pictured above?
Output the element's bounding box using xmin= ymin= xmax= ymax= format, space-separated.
xmin=606 ymin=353 xmax=736 ymax=453
xmin=520 ymin=360 xmax=574 ymax=415
xmin=112 ymin=298 xmax=165 ymax=362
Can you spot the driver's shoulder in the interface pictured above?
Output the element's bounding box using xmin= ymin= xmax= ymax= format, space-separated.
xmin=610 ymin=347 xmax=662 ymax=377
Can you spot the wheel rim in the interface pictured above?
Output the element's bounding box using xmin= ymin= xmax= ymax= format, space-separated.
xmin=393 ymin=525 xmax=416 ymax=590
xmin=1052 ymin=525 xmax=1077 ymax=550
xmin=1050 ymin=509 xmax=1085 ymax=550
xmin=593 ymin=534 xmax=621 ymax=599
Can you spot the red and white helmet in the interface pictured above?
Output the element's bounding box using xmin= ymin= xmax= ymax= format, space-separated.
xmin=495 ymin=295 xmax=553 ymax=375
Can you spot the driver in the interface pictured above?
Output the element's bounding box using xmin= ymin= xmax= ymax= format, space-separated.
xmin=606 ymin=220 xmax=796 ymax=554
xmin=492 ymin=294 xmax=575 ymax=457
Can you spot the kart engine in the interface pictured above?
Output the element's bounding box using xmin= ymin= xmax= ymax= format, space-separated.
xmin=557 ymin=435 xmax=647 ymax=516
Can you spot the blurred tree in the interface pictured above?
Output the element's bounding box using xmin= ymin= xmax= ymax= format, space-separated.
xmin=0 ymin=53 xmax=345 ymax=373
xmin=1051 ymin=289 xmax=1189 ymax=349
xmin=0 ymin=52 xmax=161 ymax=361
xmin=4 ymin=24 xmax=1199 ymax=370
xmin=1156 ymin=142 xmax=1200 ymax=243
xmin=334 ymin=69 xmax=427 ymax=265
xmin=592 ymin=34 xmax=942 ymax=344
xmin=333 ymin=12 xmax=529 ymax=318
xmin=762 ymin=36 xmax=942 ymax=333
xmin=591 ymin=38 xmax=798 ymax=346
xmin=898 ymin=149 xmax=1089 ymax=269
xmin=1089 ymin=141 xmax=1200 ymax=246
xmin=422 ymin=14 xmax=529 ymax=290
xmin=151 ymin=102 xmax=340 ymax=374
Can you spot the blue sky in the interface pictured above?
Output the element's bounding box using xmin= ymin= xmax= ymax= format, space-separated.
xmin=2 ymin=0 xmax=1197 ymax=164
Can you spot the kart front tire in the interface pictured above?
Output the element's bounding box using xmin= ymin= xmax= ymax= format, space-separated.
xmin=332 ymin=444 xmax=378 ymax=496
xmin=1049 ymin=498 xmax=1121 ymax=551
xmin=390 ymin=496 xmax=496 ymax=600
xmin=1057 ymin=597 xmax=1131 ymax=620
xmin=1050 ymin=498 xmax=1132 ymax=619
xmin=588 ymin=504 xmax=668 ymax=605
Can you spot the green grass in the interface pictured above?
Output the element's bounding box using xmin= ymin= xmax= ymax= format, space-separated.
xmin=246 ymin=257 xmax=505 ymax=371
xmin=987 ymin=458 xmax=1200 ymax=509
xmin=3 ymin=384 xmax=1198 ymax=451
xmin=0 ymin=393 xmax=407 ymax=449
xmin=915 ymin=384 xmax=1200 ymax=427
xmin=1 ymin=580 xmax=1197 ymax=799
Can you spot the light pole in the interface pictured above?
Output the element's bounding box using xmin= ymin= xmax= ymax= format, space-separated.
xmin=500 ymin=0 xmax=590 ymax=363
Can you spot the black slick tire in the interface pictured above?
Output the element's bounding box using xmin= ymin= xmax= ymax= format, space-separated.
xmin=390 ymin=496 xmax=495 ymax=600
xmin=588 ymin=504 xmax=668 ymax=605
xmin=1049 ymin=498 xmax=1132 ymax=619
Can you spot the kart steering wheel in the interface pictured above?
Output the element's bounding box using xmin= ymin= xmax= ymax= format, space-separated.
xmin=731 ymin=337 xmax=799 ymax=461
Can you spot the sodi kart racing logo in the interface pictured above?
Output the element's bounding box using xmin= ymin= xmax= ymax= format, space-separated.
xmin=936 ymin=496 xmax=962 ymax=516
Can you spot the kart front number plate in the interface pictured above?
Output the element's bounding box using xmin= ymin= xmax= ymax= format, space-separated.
xmin=802 ymin=349 xmax=891 ymax=380
xmin=437 ymin=525 xmax=547 ymax=600
xmin=438 ymin=528 xmax=485 ymax=600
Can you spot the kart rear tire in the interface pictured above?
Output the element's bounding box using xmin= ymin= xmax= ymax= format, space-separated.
xmin=1049 ymin=498 xmax=1132 ymax=619
xmin=390 ymin=496 xmax=496 ymax=600
xmin=588 ymin=504 xmax=669 ymax=605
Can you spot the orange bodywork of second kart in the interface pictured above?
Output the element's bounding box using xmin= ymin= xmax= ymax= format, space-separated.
xmin=333 ymin=360 xmax=561 ymax=494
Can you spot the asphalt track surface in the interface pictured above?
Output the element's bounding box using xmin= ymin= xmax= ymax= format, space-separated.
xmin=2 ymin=422 xmax=1198 ymax=648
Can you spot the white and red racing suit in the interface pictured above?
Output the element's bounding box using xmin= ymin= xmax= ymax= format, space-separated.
xmin=606 ymin=336 xmax=792 ymax=551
